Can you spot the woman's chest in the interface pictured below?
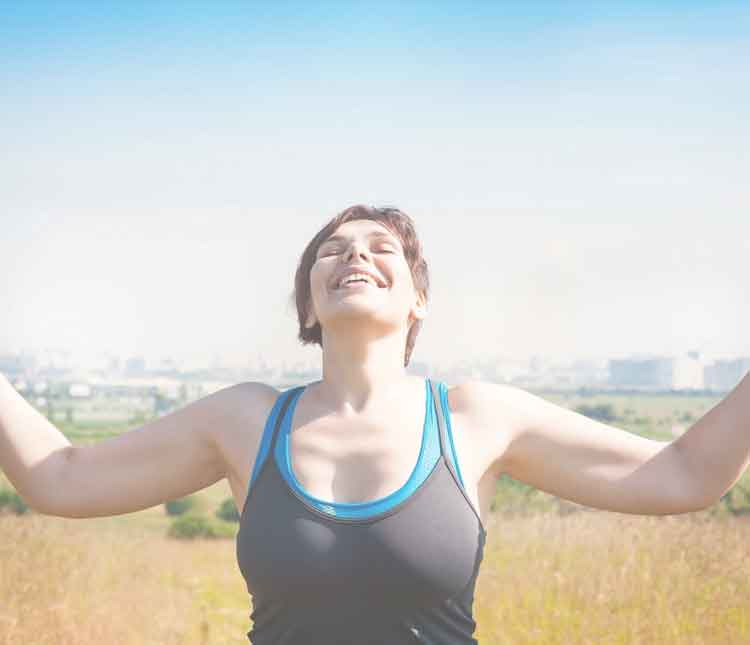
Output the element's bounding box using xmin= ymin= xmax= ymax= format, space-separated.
xmin=295 ymin=412 xmax=490 ymax=519
xmin=226 ymin=402 xmax=494 ymax=529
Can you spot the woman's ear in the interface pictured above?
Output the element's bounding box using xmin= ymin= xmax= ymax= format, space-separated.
xmin=304 ymin=310 xmax=317 ymax=329
xmin=410 ymin=291 xmax=428 ymax=323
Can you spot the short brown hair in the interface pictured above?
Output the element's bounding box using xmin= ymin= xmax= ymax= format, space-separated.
xmin=292 ymin=204 xmax=430 ymax=367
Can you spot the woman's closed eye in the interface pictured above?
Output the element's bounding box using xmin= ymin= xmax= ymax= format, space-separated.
xmin=320 ymin=246 xmax=396 ymax=257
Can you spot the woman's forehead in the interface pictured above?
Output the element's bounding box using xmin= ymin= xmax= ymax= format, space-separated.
xmin=327 ymin=219 xmax=400 ymax=243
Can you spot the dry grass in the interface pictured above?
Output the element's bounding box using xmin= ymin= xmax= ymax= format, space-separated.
xmin=3 ymin=509 xmax=750 ymax=644
xmin=0 ymin=514 xmax=248 ymax=645
xmin=475 ymin=511 xmax=750 ymax=644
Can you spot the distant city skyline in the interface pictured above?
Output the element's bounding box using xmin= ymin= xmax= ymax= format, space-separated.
xmin=2 ymin=3 xmax=748 ymax=368
xmin=2 ymin=344 xmax=746 ymax=374
xmin=5 ymin=344 xmax=748 ymax=395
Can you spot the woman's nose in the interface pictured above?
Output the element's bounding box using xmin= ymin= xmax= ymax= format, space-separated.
xmin=343 ymin=241 xmax=371 ymax=263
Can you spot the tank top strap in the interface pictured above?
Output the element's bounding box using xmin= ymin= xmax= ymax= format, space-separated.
xmin=269 ymin=385 xmax=305 ymax=453
xmin=428 ymin=378 xmax=463 ymax=488
xmin=246 ymin=385 xmax=305 ymax=500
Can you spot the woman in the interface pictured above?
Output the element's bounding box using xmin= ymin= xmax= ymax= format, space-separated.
xmin=1 ymin=204 xmax=748 ymax=644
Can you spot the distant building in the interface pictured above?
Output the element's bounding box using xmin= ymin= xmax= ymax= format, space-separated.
xmin=125 ymin=356 xmax=146 ymax=375
xmin=69 ymin=383 xmax=92 ymax=398
xmin=107 ymin=354 xmax=122 ymax=374
xmin=609 ymin=354 xmax=704 ymax=390
xmin=0 ymin=353 xmax=24 ymax=380
xmin=705 ymin=357 xmax=750 ymax=392
xmin=671 ymin=355 xmax=705 ymax=390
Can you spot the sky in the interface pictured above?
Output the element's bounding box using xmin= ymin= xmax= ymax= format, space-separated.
xmin=1 ymin=1 xmax=748 ymax=369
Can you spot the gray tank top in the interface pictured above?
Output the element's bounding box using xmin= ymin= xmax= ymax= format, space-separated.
xmin=236 ymin=378 xmax=487 ymax=644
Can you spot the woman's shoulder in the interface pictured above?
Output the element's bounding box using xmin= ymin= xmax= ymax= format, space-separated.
xmin=441 ymin=379 xmax=525 ymax=482
xmin=208 ymin=381 xmax=285 ymax=490
xmin=208 ymin=381 xmax=281 ymax=446
xmin=442 ymin=379 xmax=526 ymax=414
xmin=221 ymin=380 xmax=281 ymax=412
xmin=441 ymin=380 xmax=523 ymax=449
xmin=440 ymin=379 xmax=480 ymax=415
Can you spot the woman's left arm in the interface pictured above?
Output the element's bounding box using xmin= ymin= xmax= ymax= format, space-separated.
xmin=457 ymin=372 xmax=750 ymax=515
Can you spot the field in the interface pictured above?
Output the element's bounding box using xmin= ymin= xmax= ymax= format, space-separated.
xmin=3 ymin=506 xmax=750 ymax=644
xmin=3 ymin=390 xmax=750 ymax=644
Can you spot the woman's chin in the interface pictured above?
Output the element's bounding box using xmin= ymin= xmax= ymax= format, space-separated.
xmin=320 ymin=310 xmax=404 ymax=332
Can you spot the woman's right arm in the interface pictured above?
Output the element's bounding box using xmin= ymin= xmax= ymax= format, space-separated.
xmin=0 ymin=374 xmax=268 ymax=518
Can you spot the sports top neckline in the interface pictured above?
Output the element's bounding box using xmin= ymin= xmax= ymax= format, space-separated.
xmin=278 ymin=378 xmax=438 ymax=515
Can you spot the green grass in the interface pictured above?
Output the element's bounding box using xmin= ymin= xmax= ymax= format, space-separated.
xmin=542 ymin=390 xmax=722 ymax=439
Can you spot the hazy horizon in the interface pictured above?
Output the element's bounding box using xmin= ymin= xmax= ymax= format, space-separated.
xmin=2 ymin=2 xmax=748 ymax=368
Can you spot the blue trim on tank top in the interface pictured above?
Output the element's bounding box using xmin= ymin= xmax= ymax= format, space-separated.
xmin=438 ymin=380 xmax=465 ymax=488
xmin=247 ymin=378 xmax=465 ymax=519
xmin=276 ymin=378 xmax=439 ymax=518
xmin=247 ymin=388 xmax=289 ymax=493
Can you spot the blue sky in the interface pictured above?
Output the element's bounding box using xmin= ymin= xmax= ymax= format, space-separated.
xmin=1 ymin=2 xmax=748 ymax=368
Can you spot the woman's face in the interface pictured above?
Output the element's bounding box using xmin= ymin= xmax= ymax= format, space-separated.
xmin=306 ymin=218 xmax=426 ymax=337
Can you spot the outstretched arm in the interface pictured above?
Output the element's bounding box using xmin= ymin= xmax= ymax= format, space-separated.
xmin=457 ymin=372 xmax=750 ymax=515
xmin=0 ymin=374 xmax=263 ymax=518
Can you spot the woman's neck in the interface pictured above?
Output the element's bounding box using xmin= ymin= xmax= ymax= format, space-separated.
xmin=314 ymin=330 xmax=414 ymax=413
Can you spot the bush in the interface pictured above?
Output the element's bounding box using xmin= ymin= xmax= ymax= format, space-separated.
xmin=164 ymin=496 xmax=196 ymax=516
xmin=167 ymin=514 xmax=237 ymax=540
xmin=720 ymin=477 xmax=750 ymax=516
xmin=0 ymin=488 xmax=30 ymax=515
xmin=490 ymin=475 xmax=562 ymax=516
xmin=168 ymin=514 xmax=215 ymax=539
xmin=575 ymin=403 xmax=617 ymax=423
xmin=0 ymin=488 xmax=13 ymax=508
xmin=215 ymin=498 xmax=240 ymax=522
